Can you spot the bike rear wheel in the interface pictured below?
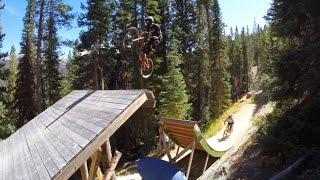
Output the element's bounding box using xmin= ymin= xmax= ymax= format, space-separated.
xmin=140 ymin=58 xmax=154 ymax=79
xmin=123 ymin=27 xmax=140 ymax=50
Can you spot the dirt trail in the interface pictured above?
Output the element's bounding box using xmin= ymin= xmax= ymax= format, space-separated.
xmin=199 ymin=94 xmax=273 ymax=180
xmin=207 ymin=103 xmax=257 ymax=151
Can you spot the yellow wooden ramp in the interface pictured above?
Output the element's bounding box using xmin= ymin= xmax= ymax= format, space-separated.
xmin=0 ymin=90 xmax=155 ymax=180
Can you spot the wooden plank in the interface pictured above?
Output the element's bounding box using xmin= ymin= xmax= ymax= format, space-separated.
xmin=164 ymin=124 xmax=194 ymax=132
xmin=72 ymin=105 xmax=120 ymax=118
xmin=55 ymin=93 xmax=148 ymax=180
xmin=29 ymin=120 xmax=67 ymax=171
xmin=53 ymin=105 xmax=113 ymax=127
xmin=161 ymin=118 xmax=197 ymax=126
xmin=49 ymin=123 xmax=83 ymax=154
xmin=74 ymin=92 xmax=140 ymax=100
xmin=76 ymin=103 xmax=123 ymax=115
xmin=52 ymin=96 xmax=83 ymax=110
xmin=51 ymin=107 xmax=104 ymax=134
xmin=83 ymin=96 xmax=133 ymax=105
xmin=166 ymin=131 xmax=196 ymax=138
xmin=19 ymin=129 xmax=41 ymax=180
xmin=2 ymin=137 xmax=10 ymax=180
xmin=94 ymin=90 xmax=144 ymax=95
xmin=42 ymin=110 xmax=87 ymax=151
xmin=45 ymin=124 xmax=75 ymax=162
xmin=81 ymin=99 xmax=128 ymax=110
xmin=12 ymin=130 xmax=24 ymax=180
xmin=24 ymin=123 xmax=58 ymax=179
xmin=60 ymin=116 xmax=97 ymax=141
xmin=17 ymin=130 xmax=32 ymax=180
xmin=48 ymin=108 xmax=97 ymax=142
xmin=7 ymin=134 xmax=14 ymax=180
xmin=0 ymin=139 xmax=3 ymax=180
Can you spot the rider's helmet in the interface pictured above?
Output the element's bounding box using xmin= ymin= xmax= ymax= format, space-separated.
xmin=145 ymin=16 xmax=154 ymax=27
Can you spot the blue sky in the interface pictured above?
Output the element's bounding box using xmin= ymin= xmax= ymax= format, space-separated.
xmin=2 ymin=0 xmax=272 ymax=58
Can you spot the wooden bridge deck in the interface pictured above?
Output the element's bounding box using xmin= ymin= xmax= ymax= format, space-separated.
xmin=0 ymin=90 xmax=154 ymax=180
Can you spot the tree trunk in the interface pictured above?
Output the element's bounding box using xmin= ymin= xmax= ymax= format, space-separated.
xmin=36 ymin=0 xmax=45 ymax=112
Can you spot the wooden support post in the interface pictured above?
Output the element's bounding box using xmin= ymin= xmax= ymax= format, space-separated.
xmin=102 ymin=140 xmax=116 ymax=180
xmin=186 ymin=140 xmax=196 ymax=180
xmin=165 ymin=143 xmax=173 ymax=162
xmin=172 ymin=142 xmax=194 ymax=162
xmin=175 ymin=146 xmax=180 ymax=157
xmin=103 ymin=151 xmax=122 ymax=180
xmin=89 ymin=149 xmax=102 ymax=180
xmin=80 ymin=161 xmax=89 ymax=180
xmin=203 ymin=153 xmax=210 ymax=173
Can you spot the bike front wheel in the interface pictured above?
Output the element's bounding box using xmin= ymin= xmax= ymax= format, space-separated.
xmin=123 ymin=27 xmax=140 ymax=50
xmin=140 ymin=58 xmax=154 ymax=79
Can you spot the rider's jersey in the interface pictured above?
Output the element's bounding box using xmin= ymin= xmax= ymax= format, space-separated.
xmin=227 ymin=117 xmax=234 ymax=124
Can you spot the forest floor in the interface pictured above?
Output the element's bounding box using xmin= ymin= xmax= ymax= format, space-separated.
xmin=116 ymin=91 xmax=274 ymax=180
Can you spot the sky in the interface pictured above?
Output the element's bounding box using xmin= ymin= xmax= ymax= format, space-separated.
xmin=2 ymin=0 xmax=272 ymax=58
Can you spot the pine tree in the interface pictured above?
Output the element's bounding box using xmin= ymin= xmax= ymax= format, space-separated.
xmin=241 ymin=27 xmax=249 ymax=93
xmin=6 ymin=46 xmax=18 ymax=123
xmin=0 ymin=1 xmax=13 ymax=138
xmin=193 ymin=0 xmax=211 ymax=126
xmin=15 ymin=0 xmax=37 ymax=128
xmin=208 ymin=0 xmax=232 ymax=118
xmin=171 ymin=0 xmax=197 ymax=97
xmin=44 ymin=0 xmax=61 ymax=105
xmin=78 ymin=0 xmax=115 ymax=90
xmin=232 ymin=26 xmax=243 ymax=100
xmin=159 ymin=39 xmax=191 ymax=119
xmin=34 ymin=0 xmax=46 ymax=112
xmin=0 ymin=1 xmax=8 ymax=103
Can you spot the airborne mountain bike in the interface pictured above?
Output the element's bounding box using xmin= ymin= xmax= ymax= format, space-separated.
xmin=123 ymin=27 xmax=154 ymax=79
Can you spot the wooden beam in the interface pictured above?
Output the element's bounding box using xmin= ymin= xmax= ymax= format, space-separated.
xmin=80 ymin=161 xmax=89 ymax=180
xmin=89 ymin=149 xmax=102 ymax=180
xmin=102 ymin=140 xmax=116 ymax=180
xmin=141 ymin=90 xmax=156 ymax=108
xmin=172 ymin=142 xmax=194 ymax=162
xmin=186 ymin=140 xmax=196 ymax=179
xmin=175 ymin=146 xmax=180 ymax=157
xmin=203 ymin=153 xmax=210 ymax=173
xmin=103 ymin=151 xmax=122 ymax=180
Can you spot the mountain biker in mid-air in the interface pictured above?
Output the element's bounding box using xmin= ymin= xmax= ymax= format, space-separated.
xmin=139 ymin=16 xmax=162 ymax=64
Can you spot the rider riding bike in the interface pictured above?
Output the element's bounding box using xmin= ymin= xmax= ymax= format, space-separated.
xmin=224 ymin=115 xmax=234 ymax=136
xmin=140 ymin=16 xmax=162 ymax=62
